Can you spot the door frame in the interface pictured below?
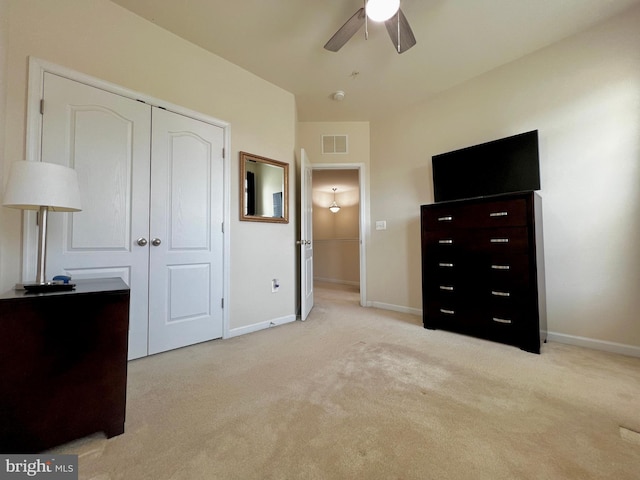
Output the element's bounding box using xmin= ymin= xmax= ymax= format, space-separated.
xmin=311 ymin=162 xmax=368 ymax=307
xmin=24 ymin=57 xmax=231 ymax=337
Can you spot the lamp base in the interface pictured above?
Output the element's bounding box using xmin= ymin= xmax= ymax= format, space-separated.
xmin=19 ymin=282 xmax=76 ymax=293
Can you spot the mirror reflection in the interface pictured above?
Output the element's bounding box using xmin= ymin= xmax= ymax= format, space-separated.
xmin=240 ymin=152 xmax=289 ymax=223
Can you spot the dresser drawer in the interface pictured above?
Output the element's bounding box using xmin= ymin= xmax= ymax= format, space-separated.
xmin=422 ymin=198 xmax=528 ymax=230
xmin=424 ymin=231 xmax=470 ymax=253
xmin=472 ymin=227 xmax=530 ymax=254
xmin=423 ymin=280 xmax=467 ymax=304
xmin=424 ymin=298 xmax=472 ymax=331
xmin=483 ymin=311 xmax=520 ymax=347
xmin=484 ymin=253 xmax=531 ymax=290
xmin=483 ymin=287 xmax=529 ymax=311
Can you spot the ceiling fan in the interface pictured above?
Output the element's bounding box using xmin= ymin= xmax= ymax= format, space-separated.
xmin=324 ymin=0 xmax=416 ymax=54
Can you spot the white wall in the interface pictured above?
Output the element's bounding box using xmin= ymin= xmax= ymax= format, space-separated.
xmin=367 ymin=5 xmax=640 ymax=351
xmin=1 ymin=0 xmax=297 ymax=332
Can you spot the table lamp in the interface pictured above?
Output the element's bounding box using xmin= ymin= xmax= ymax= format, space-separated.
xmin=2 ymin=161 xmax=82 ymax=292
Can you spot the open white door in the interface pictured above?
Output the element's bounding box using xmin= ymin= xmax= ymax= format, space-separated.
xmin=300 ymin=148 xmax=314 ymax=320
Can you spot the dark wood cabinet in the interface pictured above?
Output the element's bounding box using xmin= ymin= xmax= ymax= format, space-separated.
xmin=0 ymin=278 xmax=130 ymax=453
xmin=421 ymin=192 xmax=547 ymax=353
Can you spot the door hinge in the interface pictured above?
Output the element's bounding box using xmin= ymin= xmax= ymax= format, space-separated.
xmin=222 ymin=147 xmax=225 ymax=159
xmin=40 ymin=99 xmax=44 ymax=115
xmin=221 ymin=222 xmax=224 ymax=233
xmin=221 ymin=298 xmax=224 ymax=308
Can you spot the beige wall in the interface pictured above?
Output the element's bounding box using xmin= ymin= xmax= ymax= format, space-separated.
xmin=297 ymin=122 xmax=370 ymax=168
xmin=0 ymin=0 xmax=297 ymax=331
xmin=0 ymin=0 xmax=7 ymax=287
xmin=367 ymin=6 xmax=640 ymax=350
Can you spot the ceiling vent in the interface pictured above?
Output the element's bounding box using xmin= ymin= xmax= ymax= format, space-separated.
xmin=322 ymin=135 xmax=348 ymax=154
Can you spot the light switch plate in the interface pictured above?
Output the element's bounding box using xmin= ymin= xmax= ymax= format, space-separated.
xmin=375 ymin=220 xmax=387 ymax=231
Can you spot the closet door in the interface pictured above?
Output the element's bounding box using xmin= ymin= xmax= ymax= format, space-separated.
xmin=147 ymin=108 xmax=224 ymax=354
xmin=41 ymin=73 xmax=152 ymax=360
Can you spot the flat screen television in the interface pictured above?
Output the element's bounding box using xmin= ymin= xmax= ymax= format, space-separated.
xmin=432 ymin=130 xmax=540 ymax=203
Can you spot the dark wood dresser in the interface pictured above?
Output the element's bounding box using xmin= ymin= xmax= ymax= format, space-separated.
xmin=0 ymin=278 xmax=130 ymax=453
xmin=421 ymin=191 xmax=547 ymax=353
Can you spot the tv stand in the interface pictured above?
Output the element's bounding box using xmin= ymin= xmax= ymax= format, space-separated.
xmin=420 ymin=191 xmax=547 ymax=353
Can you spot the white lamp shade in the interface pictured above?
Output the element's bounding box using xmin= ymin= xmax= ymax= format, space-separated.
xmin=366 ymin=0 xmax=400 ymax=22
xmin=3 ymin=161 xmax=82 ymax=212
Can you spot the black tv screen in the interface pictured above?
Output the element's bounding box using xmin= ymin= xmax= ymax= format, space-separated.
xmin=432 ymin=130 xmax=540 ymax=202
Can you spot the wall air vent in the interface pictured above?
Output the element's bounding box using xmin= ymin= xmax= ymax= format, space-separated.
xmin=322 ymin=135 xmax=348 ymax=154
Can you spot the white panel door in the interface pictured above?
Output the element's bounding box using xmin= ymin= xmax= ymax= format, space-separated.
xmin=41 ymin=72 xmax=152 ymax=360
xmin=148 ymin=107 xmax=224 ymax=354
xmin=300 ymin=148 xmax=314 ymax=320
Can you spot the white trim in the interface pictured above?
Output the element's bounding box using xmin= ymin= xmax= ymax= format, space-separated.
xmin=26 ymin=56 xmax=232 ymax=340
xmin=312 ymin=162 xmax=368 ymax=308
xmin=547 ymin=331 xmax=640 ymax=358
xmin=226 ymin=314 xmax=297 ymax=338
xmin=370 ymin=301 xmax=422 ymax=316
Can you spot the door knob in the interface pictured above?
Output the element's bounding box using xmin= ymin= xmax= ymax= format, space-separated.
xmin=151 ymin=238 xmax=162 ymax=246
xmin=136 ymin=237 xmax=148 ymax=246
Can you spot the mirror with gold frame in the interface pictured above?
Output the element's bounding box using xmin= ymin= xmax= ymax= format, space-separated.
xmin=240 ymin=151 xmax=289 ymax=223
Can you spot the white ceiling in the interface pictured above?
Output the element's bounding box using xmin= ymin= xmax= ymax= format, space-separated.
xmin=110 ymin=0 xmax=640 ymax=122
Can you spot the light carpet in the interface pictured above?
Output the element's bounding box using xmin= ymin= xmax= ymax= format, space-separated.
xmin=50 ymin=282 xmax=640 ymax=479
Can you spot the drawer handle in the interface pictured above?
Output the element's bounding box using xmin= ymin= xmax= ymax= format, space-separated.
xmin=440 ymin=309 xmax=455 ymax=315
xmin=438 ymin=216 xmax=453 ymax=222
xmin=490 ymin=238 xmax=509 ymax=243
xmin=492 ymin=317 xmax=512 ymax=324
xmin=439 ymin=262 xmax=454 ymax=268
xmin=489 ymin=211 xmax=508 ymax=217
xmin=440 ymin=285 xmax=454 ymax=291
xmin=439 ymin=239 xmax=454 ymax=244
xmin=491 ymin=264 xmax=510 ymax=270
xmin=491 ymin=290 xmax=510 ymax=297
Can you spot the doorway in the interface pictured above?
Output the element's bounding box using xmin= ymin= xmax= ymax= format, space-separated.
xmin=311 ymin=164 xmax=366 ymax=306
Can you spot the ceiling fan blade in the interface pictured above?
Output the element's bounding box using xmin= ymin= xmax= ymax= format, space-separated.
xmin=385 ymin=8 xmax=417 ymax=54
xmin=324 ymin=8 xmax=366 ymax=52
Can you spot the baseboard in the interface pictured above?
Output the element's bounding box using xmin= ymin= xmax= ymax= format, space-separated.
xmin=226 ymin=314 xmax=297 ymax=338
xmin=370 ymin=301 xmax=422 ymax=316
xmin=547 ymin=331 xmax=640 ymax=358
xmin=314 ymin=277 xmax=360 ymax=287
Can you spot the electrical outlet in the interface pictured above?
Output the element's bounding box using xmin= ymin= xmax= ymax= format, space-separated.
xmin=271 ymin=278 xmax=279 ymax=293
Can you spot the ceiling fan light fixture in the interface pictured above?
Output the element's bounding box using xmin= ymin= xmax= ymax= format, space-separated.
xmin=366 ymin=0 xmax=400 ymax=22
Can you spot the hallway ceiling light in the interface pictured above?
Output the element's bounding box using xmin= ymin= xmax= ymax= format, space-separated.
xmin=329 ymin=187 xmax=341 ymax=213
